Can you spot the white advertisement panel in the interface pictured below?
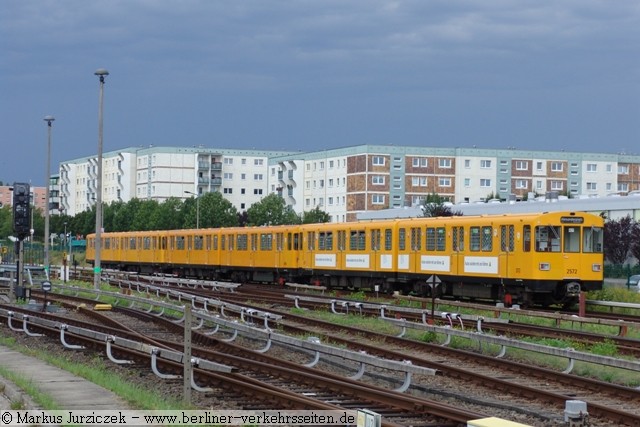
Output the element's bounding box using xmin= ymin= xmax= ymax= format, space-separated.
xmin=346 ymin=254 xmax=370 ymax=269
xmin=315 ymin=254 xmax=336 ymax=268
xmin=464 ymin=256 xmax=499 ymax=274
xmin=379 ymin=254 xmax=392 ymax=269
xmin=397 ymin=254 xmax=409 ymax=270
xmin=420 ymin=255 xmax=450 ymax=272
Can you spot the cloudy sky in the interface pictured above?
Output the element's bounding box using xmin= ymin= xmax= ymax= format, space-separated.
xmin=1 ymin=1 xmax=639 ymax=186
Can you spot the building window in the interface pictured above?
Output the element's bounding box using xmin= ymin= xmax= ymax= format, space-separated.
xmin=254 ymin=174 xmax=263 ymax=180
xmin=412 ymin=177 xmax=427 ymax=186
xmin=606 ymin=164 xmax=612 ymax=173
xmin=536 ymin=162 xmax=543 ymax=171
xmin=254 ymin=189 xmax=263 ymax=195
xmin=464 ymin=159 xmax=471 ymax=168
xmin=412 ymin=157 xmax=427 ymax=167
xmin=586 ymin=164 xmax=597 ymax=172
xmin=606 ymin=183 xmax=612 ymax=191
xmin=224 ymin=173 xmax=233 ymax=179
xmin=372 ymin=194 xmax=385 ymax=204
xmin=551 ymin=181 xmax=563 ymax=190
xmin=329 ymin=160 xmax=334 ymax=168
xmin=372 ymin=156 xmax=385 ymax=166
xmin=254 ymin=159 xmax=264 ymax=166
xmin=480 ymin=160 xmax=491 ymax=168
xmin=618 ymin=165 xmax=629 ymax=174
xmin=372 ymin=175 xmax=385 ymax=185
xmin=224 ymin=158 xmax=233 ymax=165
xmin=618 ymin=183 xmax=629 ymax=192
xmin=586 ymin=182 xmax=597 ymax=191
xmin=439 ymin=158 xmax=452 ymax=168
xmin=536 ymin=180 xmax=543 ymax=189
xmin=439 ymin=177 xmax=451 ymax=187
xmin=223 ymin=188 xmax=233 ymax=194
xmin=464 ymin=178 xmax=470 ymax=187
xmin=515 ymin=160 xmax=528 ymax=170
xmin=551 ymin=162 xmax=563 ymax=172
xmin=480 ymin=179 xmax=491 ymax=187
xmin=515 ymin=179 xmax=528 ymax=189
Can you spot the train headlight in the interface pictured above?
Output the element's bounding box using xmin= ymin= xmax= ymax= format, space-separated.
xmin=539 ymin=263 xmax=550 ymax=271
xmin=592 ymin=264 xmax=602 ymax=272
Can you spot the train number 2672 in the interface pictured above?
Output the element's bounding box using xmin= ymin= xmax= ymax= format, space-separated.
xmin=566 ymin=268 xmax=578 ymax=275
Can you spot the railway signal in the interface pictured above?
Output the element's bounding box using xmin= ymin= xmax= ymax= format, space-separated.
xmin=12 ymin=182 xmax=31 ymax=239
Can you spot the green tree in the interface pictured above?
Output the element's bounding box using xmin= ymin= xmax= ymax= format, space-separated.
xmin=301 ymin=207 xmax=331 ymax=224
xmin=151 ymin=197 xmax=185 ymax=230
xmin=246 ymin=193 xmax=300 ymax=226
xmin=604 ymin=216 xmax=634 ymax=264
xmin=421 ymin=193 xmax=461 ymax=217
xmin=199 ymin=192 xmax=239 ymax=228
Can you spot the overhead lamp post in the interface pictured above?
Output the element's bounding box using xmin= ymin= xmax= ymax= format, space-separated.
xmin=184 ymin=191 xmax=200 ymax=229
xmin=94 ymin=68 xmax=108 ymax=289
xmin=43 ymin=115 xmax=54 ymax=275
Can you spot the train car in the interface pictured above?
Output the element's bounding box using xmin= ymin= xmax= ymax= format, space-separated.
xmin=394 ymin=211 xmax=604 ymax=306
xmin=87 ymin=210 xmax=604 ymax=306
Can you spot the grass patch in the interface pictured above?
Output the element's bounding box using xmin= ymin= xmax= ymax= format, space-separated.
xmin=0 ymin=335 xmax=189 ymax=410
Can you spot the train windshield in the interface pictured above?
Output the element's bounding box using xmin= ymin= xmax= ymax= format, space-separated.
xmin=535 ymin=225 xmax=561 ymax=252
xmin=582 ymin=226 xmax=604 ymax=253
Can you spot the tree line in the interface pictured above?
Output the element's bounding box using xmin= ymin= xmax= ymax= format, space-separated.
xmin=0 ymin=193 xmax=330 ymax=243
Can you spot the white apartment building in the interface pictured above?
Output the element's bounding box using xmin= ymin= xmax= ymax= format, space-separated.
xmin=57 ymin=144 xmax=640 ymax=222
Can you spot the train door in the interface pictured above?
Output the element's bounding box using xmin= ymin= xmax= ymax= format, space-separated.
xmin=562 ymin=224 xmax=581 ymax=281
xmin=452 ymin=226 xmax=465 ymax=277
xmin=499 ymin=224 xmax=515 ymax=278
xmin=370 ymin=228 xmax=380 ymax=272
xmin=409 ymin=226 xmax=422 ymax=274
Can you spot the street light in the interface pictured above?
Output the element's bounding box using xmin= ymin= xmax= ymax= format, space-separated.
xmin=184 ymin=191 xmax=200 ymax=229
xmin=94 ymin=68 xmax=108 ymax=289
xmin=43 ymin=115 xmax=54 ymax=274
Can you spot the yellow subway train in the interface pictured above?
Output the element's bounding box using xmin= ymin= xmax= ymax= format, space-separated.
xmin=86 ymin=211 xmax=604 ymax=306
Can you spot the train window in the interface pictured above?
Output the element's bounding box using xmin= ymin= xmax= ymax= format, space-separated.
xmin=143 ymin=237 xmax=151 ymax=250
xmin=237 ymin=234 xmax=248 ymax=250
xmin=398 ymin=228 xmax=406 ymax=251
xmin=221 ymin=235 xmax=226 ymax=250
xmin=152 ymin=237 xmax=157 ymax=250
xmin=583 ymin=226 xmax=603 ymax=253
xmin=276 ymin=233 xmax=283 ymax=251
xmin=563 ymin=227 xmax=580 ymax=253
xmin=213 ymin=235 xmax=218 ymax=250
xmin=307 ymin=232 xmax=316 ymax=250
xmin=482 ymin=227 xmax=493 ymax=251
xmin=260 ymin=233 xmax=272 ymax=250
xmin=338 ymin=230 xmax=346 ymax=250
xmin=319 ymin=232 xmax=333 ymax=250
xmin=437 ymin=227 xmax=446 ymax=251
xmin=535 ymin=226 xmax=561 ymax=252
xmin=251 ymin=234 xmax=258 ymax=251
xmin=411 ymin=227 xmax=421 ymax=251
xmin=426 ymin=228 xmax=436 ymax=251
xmin=293 ymin=233 xmax=301 ymax=250
xmin=384 ymin=229 xmax=392 ymax=250
xmin=523 ymin=226 xmax=531 ymax=252
xmin=371 ymin=229 xmax=380 ymax=251
xmin=176 ymin=236 xmax=185 ymax=250
xmin=129 ymin=237 xmax=137 ymax=250
xmin=161 ymin=237 xmax=167 ymax=250
xmin=104 ymin=238 xmax=111 ymax=250
xmin=350 ymin=230 xmax=365 ymax=250
xmin=470 ymin=227 xmax=481 ymax=251
xmin=287 ymin=233 xmax=292 ymax=251
xmin=195 ymin=235 xmax=203 ymax=250
xmin=500 ymin=225 xmax=515 ymax=252
xmin=452 ymin=227 xmax=458 ymax=251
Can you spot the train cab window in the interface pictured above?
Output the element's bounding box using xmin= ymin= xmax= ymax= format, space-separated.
xmin=350 ymin=230 xmax=365 ymax=250
xmin=195 ymin=235 xmax=204 ymax=250
xmin=470 ymin=227 xmax=481 ymax=251
xmin=384 ymin=229 xmax=392 ymax=250
xmin=535 ymin=226 xmax=561 ymax=252
xmin=176 ymin=236 xmax=185 ymax=250
xmin=523 ymin=226 xmax=531 ymax=252
xmin=371 ymin=229 xmax=381 ymax=251
xmin=563 ymin=227 xmax=580 ymax=253
xmin=481 ymin=227 xmax=493 ymax=251
xmin=583 ymin=226 xmax=603 ymax=253
xmin=398 ymin=228 xmax=406 ymax=251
